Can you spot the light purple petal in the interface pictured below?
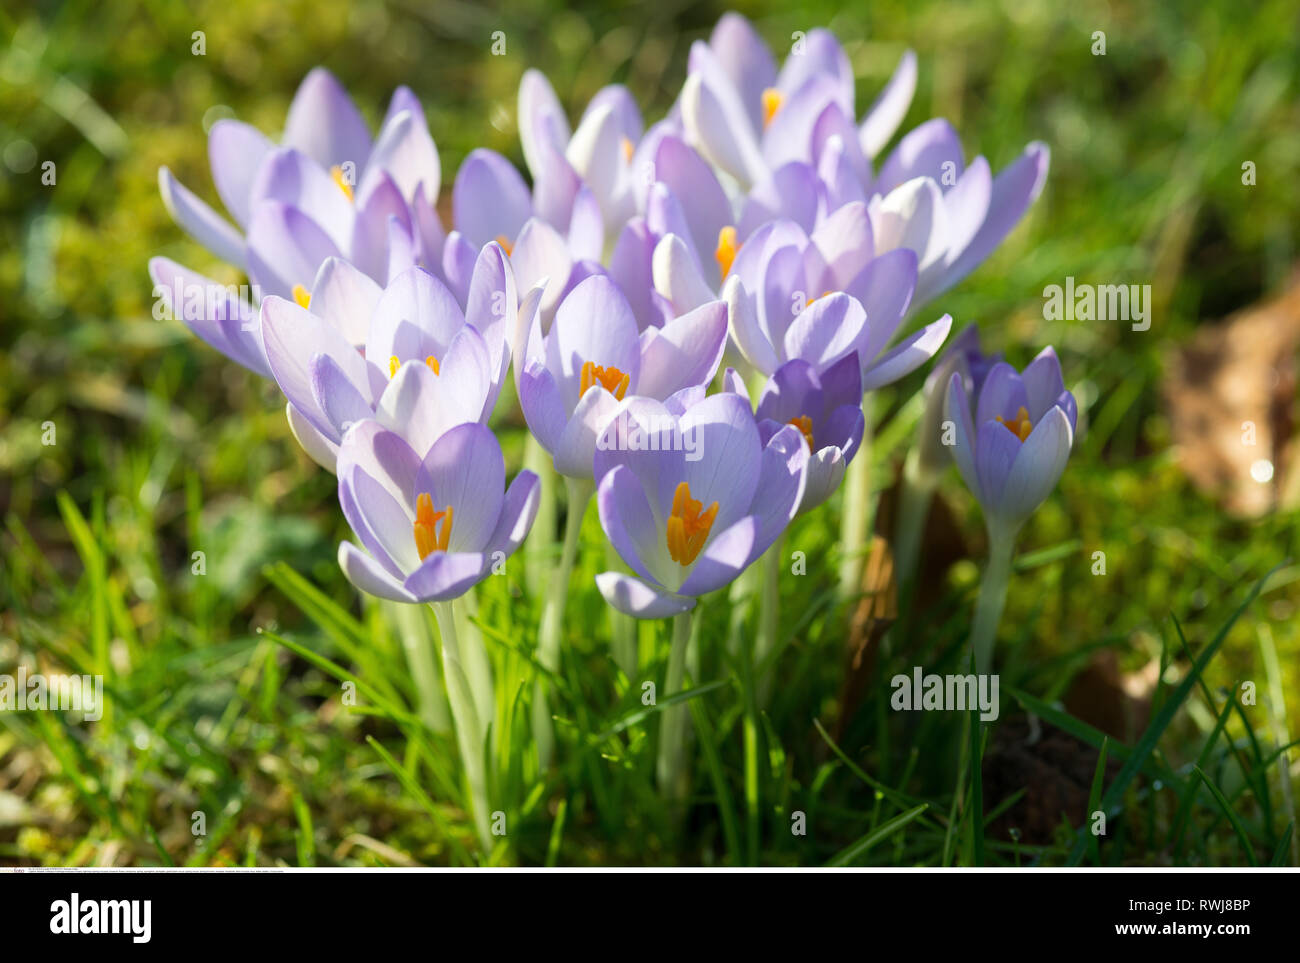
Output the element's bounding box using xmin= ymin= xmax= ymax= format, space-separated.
xmin=596 ymin=571 xmax=695 ymax=619
xmin=282 ymin=68 xmax=372 ymax=172
xmin=597 ymin=464 xmax=667 ymax=585
xmin=250 ymin=147 xmax=355 ymax=253
xmin=404 ymin=551 xmax=488 ymax=602
xmin=339 ymin=541 xmax=418 ymax=602
xmin=861 ymin=313 xmax=952 ymax=391
xmin=158 ymin=167 xmax=245 ymax=268
xmin=549 ymin=275 xmax=641 ymax=411
xmin=859 ymin=50 xmax=917 ymax=159
xmin=679 ymin=392 xmax=762 ymax=535
xmin=998 ymin=405 xmax=1073 ymax=526
xmin=708 ymin=12 xmax=777 ymax=133
xmin=635 ymin=300 xmax=728 ymax=400
xmin=208 ymin=119 xmax=274 ymax=228
xmin=453 ymin=148 xmax=532 ymax=250
xmin=553 ymin=384 xmax=621 ymax=479
xmin=365 ymin=266 xmax=466 ymax=373
xmin=676 ymin=515 xmax=757 ymax=596
xmin=485 ymin=471 xmax=541 ymax=559
xmin=945 ymin=142 xmax=1050 ymax=291
xmin=367 ymin=102 xmax=441 ymax=204
xmin=783 ymin=292 xmax=870 ymax=372
xmin=246 ymin=200 xmax=342 ymax=301
xmin=875 ymin=118 xmax=965 ymax=197
xmin=309 ymin=256 xmax=382 ymax=346
xmin=414 ymin=422 xmax=504 ymax=551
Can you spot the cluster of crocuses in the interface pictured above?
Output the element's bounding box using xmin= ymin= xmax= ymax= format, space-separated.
xmin=150 ymin=13 xmax=1075 ymax=820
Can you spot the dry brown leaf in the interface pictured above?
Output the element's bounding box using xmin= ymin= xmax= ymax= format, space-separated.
xmin=1163 ymin=273 xmax=1300 ymax=516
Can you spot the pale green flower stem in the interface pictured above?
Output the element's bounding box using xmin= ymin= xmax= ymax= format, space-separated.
xmin=431 ymin=599 xmax=493 ymax=851
xmin=656 ymin=609 xmax=695 ymax=799
xmin=970 ymin=527 xmax=1017 ymax=676
xmin=456 ymin=588 xmax=495 ymax=735
xmin=523 ymin=434 xmax=557 ymax=599
xmin=893 ymin=450 xmax=938 ymax=599
xmin=533 ymin=475 xmax=594 ymax=770
xmin=384 ymin=600 xmax=449 ymax=734
xmin=836 ymin=404 xmax=875 ymax=603
xmin=752 ymin=534 xmax=784 ymax=703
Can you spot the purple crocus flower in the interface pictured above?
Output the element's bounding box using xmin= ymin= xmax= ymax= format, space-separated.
xmin=679 ymin=14 xmax=863 ymax=191
xmin=515 ymin=275 xmax=728 ymax=479
xmin=518 ymin=70 xmax=653 ymax=238
xmin=706 ymin=214 xmax=950 ymax=387
xmin=159 ymin=69 xmax=443 ymax=292
xmin=725 ymin=353 xmax=865 ymax=512
xmin=335 ymin=420 xmax=540 ymax=604
xmin=608 ymin=134 xmax=827 ymax=329
xmin=593 ymin=392 xmax=809 ymax=618
xmin=915 ymin=323 xmax=1003 ymax=482
xmin=944 ymin=346 xmax=1077 ymax=539
xmin=835 ymin=120 xmax=1051 ymax=306
xmin=261 ymin=251 xmax=519 ymax=467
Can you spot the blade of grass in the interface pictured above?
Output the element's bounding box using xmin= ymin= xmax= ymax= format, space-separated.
xmin=1191 ymin=766 xmax=1257 ymax=866
xmin=1065 ymin=567 xmax=1278 ymax=865
xmin=827 ymin=804 xmax=929 ymax=867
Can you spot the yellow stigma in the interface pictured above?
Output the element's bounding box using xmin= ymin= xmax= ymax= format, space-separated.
xmin=788 ymin=415 xmax=815 ymax=451
xmin=666 ymin=481 xmax=719 ymax=567
xmin=994 ymin=405 xmax=1034 ymax=443
xmin=494 ymin=234 xmax=514 ymax=256
xmin=388 ymin=355 xmax=441 ymax=378
xmin=330 ymin=165 xmax=354 ymax=202
xmin=761 ymin=88 xmax=784 ymax=129
xmin=292 ymin=284 xmax=311 ymax=309
xmin=715 ymin=225 xmax=739 ymax=280
xmin=579 ymin=360 xmax=630 ymax=400
xmin=412 ymin=492 xmax=453 ymax=561
xmin=620 ymin=136 xmax=634 ymax=163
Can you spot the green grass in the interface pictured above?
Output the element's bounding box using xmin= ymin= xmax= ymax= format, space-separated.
xmin=1 ymin=0 xmax=1298 ymax=866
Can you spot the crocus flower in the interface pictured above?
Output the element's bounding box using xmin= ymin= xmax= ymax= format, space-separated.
xmin=822 ymin=119 xmax=1050 ymax=306
xmin=944 ymin=346 xmax=1077 ymax=541
xmin=159 ymin=69 xmax=443 ymax=290
xmin=913 ymin=322 xmax=1003 ymax=484
xmin=679 ymin=14 xmax=863 ymax=191
xmin=261 ymin=252 xmax=518 ymax=467
xmin=515 ymin=275 xmax=728 ymax=479
xmin=593 ymin=392 xmax=809 ymax=617
xmin=335 ymin=420 xmax=540 ymax=604
xmin=610 ymin=134 xmax=826 ymax=326
xmin=704 ymin=214 xmax=950 ymax=387
xmin=725 ymin=353 xmax=865 ymax=512
xmin=518 ymin=70 xmax=652 ymax=238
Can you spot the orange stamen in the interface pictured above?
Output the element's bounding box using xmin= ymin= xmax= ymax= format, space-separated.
xmin=579 ymin=360 xmax=630 ymax=400
xmin=620 ymin=136 xmax=634 ymax=163
xmin=412 ymin=493 xmax=453 ymax=560
xmin=761 ymin=88 xmax=784 ymax=129
xmin=788 ymin=415 xmax=815 ymax=451
xmin=330 ymin=165 xmax=355 ymax=202
xmin=715 ymin=225 xmax=739 ymax=279
xmin=994 ymin=405 xmax=1034 ymax=443
xmin=666 ymin=481 xmax=719 ymax=566
xmin=494 ymin=234 xmax=514 ymax=256
xmin=292 ymin=284 xmax=311 ymax=309
xmin=388 ymin=355 xmax=440 ymax=378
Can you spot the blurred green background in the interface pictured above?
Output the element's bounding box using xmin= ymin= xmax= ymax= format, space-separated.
xmin=1 ymin=0 xmax=1298 ymax=866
